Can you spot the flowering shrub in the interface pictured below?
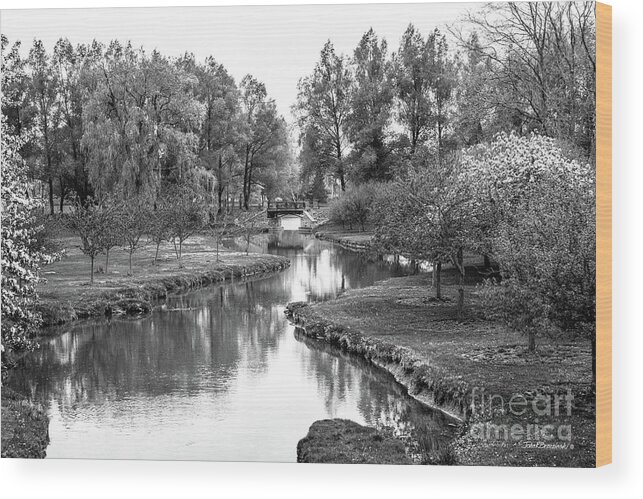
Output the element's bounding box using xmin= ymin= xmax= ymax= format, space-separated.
xmin=1 ymin=117 xmax=53 ymax=375
xmin=463 ymin=133 xmax=595 ymax=350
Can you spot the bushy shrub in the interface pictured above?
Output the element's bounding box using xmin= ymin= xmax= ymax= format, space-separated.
xmin=328 ymin=182 xmax=380 ymax=231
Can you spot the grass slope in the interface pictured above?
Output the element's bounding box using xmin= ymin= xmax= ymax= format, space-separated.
xmin=37 ymin=234 xmax=290 ymax=327
xmin=287 ymin=271 xmax=595 ymax=467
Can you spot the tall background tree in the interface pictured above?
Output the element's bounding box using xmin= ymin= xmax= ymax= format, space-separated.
xmin=82 ymin=42 xmax=204 ymax=201
xmin=295 ymin=41 xmax=352 ymax=191
xmin=346 ymin=28 xmax=395 ymax=182
xmin=455 ymin=1 xmax=596 ymax=161
xmin=27 ymin=39 xmax=60 ymax=215
xmin=239 ymin=74 xmax=288 ymax=209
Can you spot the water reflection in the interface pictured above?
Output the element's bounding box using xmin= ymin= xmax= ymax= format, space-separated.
xmin=8 ymin=232 xmax=458 ymax=461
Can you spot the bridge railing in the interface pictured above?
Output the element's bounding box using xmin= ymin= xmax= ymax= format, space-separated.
xmin=267 ymin=201 xmax=307 ymax=210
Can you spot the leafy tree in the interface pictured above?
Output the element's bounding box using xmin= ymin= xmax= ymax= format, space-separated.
xmin=52 ymin=38 xmax=102 ymax=206
xmin=426 ymin=29 xmax=457 ymax=165
xmin=188 ymin=54 xmax=244 ymax=213
xmin=1 ymin=36 xmax=32 ymax=140
xmin=166 ymin=184 xmax=207 ymax=264
xmin=82 ymin=42 xmax=203 ymax=200
xmin=463 ymin=133 xmax=595 ymax=351
xmin=209 ymin=210 xmax=233 ymax=262
xmin=393 ymin=24 xmax=433 ymax=155
xmin=239 ymin=75 xmax=287 ymax=209
xmin=373 ymin=154 xmax=474 ymax=313
xmin=27 ymin=39 xmax=61 ymax=215
xmin=295 ymin=41 xmax=352 ymax=191
xmin=64 ymin=201 xmax=110 ymax=284
xmin=455 ymin=2 xmax=596 ymax=160
xmin=233 ymin=210 xmax=263 ymax=255
xmin=298 ymin=124 xmax=332 ymax=201
xmin=347 ymin=29 xmax=395 ymax=182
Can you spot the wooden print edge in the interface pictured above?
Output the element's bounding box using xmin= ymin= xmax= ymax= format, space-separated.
xmin=595 ymin=1 xmax=612 ymax=468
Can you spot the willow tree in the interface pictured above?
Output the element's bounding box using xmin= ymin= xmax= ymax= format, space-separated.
xmin=82 ymin=42 xmax=204 ymax=201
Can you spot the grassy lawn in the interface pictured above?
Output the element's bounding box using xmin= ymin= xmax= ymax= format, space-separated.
xmin=37 ymin=234 xmax=290 ymax=327
xmin=288 ymin=269 xmax=595 ymax=467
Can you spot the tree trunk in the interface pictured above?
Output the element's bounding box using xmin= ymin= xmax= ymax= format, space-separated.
xmin=105 ymin=248 xmax=110 ymax=273
xmin=332 ymin=130 xmax=346 ymax=192
xmin=90 ymin=256 xmax=95 ymax=285
xmin=59 ymin=178 xmax=65 ymax=213
xmin=154 ymin=242 xmax=161 ymax=265
xmin=435 ymin=261 xmax=442 ymax=300
xmin=217 ymin=154 xmax=224 ymax=214
xmin=243 ymin=147 xmax=251 ymax=210
xmin=483 ymin=254 xmax=491 ymax=269
xmin=128 ymin=251 xmax=133 ymax=275
xmin=453 ymin=247 xmax=465 ymax=319
xmin=528 ymin=330 xmax=536 ymax=352
xmin=218 ymin=186 xmax=224 ymax=214
xmin=432 ymin=260 xmax=436 ymax=288
xmin=48 ymin=176 xmax=55 ymax=215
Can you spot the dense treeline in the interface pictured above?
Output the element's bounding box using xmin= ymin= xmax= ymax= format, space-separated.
xmin=1 ymin=36 xmax=292 ymax=213
xmin=0 ymin=35 xmax=293 ymax=373
xmin=297 ymin=2 xmax=596 ymax=354
xmin=296 ymin=2 xmax=596 ymax=195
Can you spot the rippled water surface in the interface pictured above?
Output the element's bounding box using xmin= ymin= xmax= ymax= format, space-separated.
xmin=8 ymin=232 xmax=459 ymax=461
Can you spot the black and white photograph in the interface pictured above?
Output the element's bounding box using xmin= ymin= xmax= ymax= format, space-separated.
xmin=1 ymin=0 xmax=605 ymax=470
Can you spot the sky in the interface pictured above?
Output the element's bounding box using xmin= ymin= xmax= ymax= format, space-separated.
xmin=0 ymin=3 xmax=479 ymax=120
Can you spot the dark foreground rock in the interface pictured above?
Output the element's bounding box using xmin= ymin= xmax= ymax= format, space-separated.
xmin=1 ymin=388 xmax=49 ymax=458
xmin=297 ymin=419 xmax=411 ymax=465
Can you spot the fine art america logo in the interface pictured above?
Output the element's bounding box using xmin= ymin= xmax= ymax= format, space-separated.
xmin=468 ymin=387 xmax=575 ymax=449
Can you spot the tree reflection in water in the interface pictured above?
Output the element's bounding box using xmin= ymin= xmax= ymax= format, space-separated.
xmin=8 ymin=232 xmax=457 ymax=462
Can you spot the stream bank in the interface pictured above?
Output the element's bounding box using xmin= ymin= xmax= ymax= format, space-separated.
xmin=4 ymin=238 xmax=290 ymax=459
xmin=286 ymin=272 xmax=595 ymax=467
xmin=37 ymin=244 xmax=290 ymax=328
xmin=313 ymin=223 xmax=373 ymax=252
